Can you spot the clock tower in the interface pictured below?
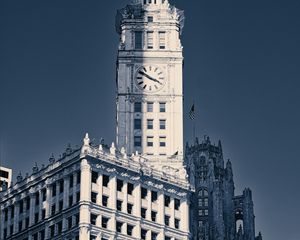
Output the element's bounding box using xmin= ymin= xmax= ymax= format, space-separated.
xmin=115 ymin=0 xmax=185 ymax=170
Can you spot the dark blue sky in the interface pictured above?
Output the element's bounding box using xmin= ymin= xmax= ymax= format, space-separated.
xmin=1 ymin=0 xmax=299 ymax=239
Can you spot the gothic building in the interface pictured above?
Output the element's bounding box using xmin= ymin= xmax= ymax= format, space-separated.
xmin=0 ymin=0 xmax=263 ymax=240
xmin=185 ymin=137 xmax=262 ymax=240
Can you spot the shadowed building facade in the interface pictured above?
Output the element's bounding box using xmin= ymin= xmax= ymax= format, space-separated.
xmin=185 ymin=137 xmax=263 ymax=240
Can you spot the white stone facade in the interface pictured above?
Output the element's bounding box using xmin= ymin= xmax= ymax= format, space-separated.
xmin=116 ymin=0 xmax=184 ymax=168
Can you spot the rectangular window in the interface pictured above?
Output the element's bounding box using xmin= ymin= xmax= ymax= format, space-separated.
xmin=151 ymin=191 xmax=158 ymax=202
xmin=50 ymin=225 xmax=55 ymax=237
xmin=35 ymin=212 xmax=39 ymax=223
xmin=205 ymin=209 xmax=209 ymax=216
xmin=175 ymin=198 xmax=180 ymax=210
xmin=103 ymin=174 xmax=110 ymax=187
xmin=127 ymin=224 xmax=134 ymax=236
xmin=77 ymin=171 xmax=81 ymax=184
xmin=59 ymin=179 xmax=64 ymax=193
xmin=42 ymin=188 xmax=46 ymax=202
xmin=147 ymin=136 xmax=154 ymax=147
xmin=117 ymin=179 xmax=123 ymax=192
xmin=134 ymin=119 xmax=142 ymax=130
xmin=0 ymin=170 xmax=9 ymax=178
xmin=102 ymin=195 xmax=108 ymax=207
xmin=148 ymin=16 xmax=153 ymax=22
xmin=134 ymin=136 xmax=142 ymax=147
xmin=102 ymin=217 xmax=109 ymax=228
xmin=164 ymin=195 xmax=170 ymax=207
xmin=91 ymin=192 xmax=97 ymax=203
xmin=147 ymin=102 xmax=154 ymax=112
xmin=159 ymin=136 xmax=166 ymax=147
xmin=159 ymin=102 xmax=166 ymax=112
xmin=147 ymin=119 xmax=154 ymax=129
xmin=141 ymin=187 xmax=148 ymax=199
xmin=68 ymin=217 xmax=73 ymax=229
xmin=204 ymin=198 xmax=209 ymax=207
xmin=159 ymin=31 xmax=166 ymax=49
xmin=51 ymin=204 xmax=56 ymax=215
xmin=26 ymin=197 xmax=30 ymax=210
xmin=91 ymin=214 xmax=97 ymax=225
xmin=69 ymin=175 xmax=74 ymax=188
xmin=57 ymin=221 xmax=62 ymax=234
xmin=165 ymin=215 xmax=170 ymax=226
xmin=18 ymin=221 xmax=22 ymax=231
xmin=76 ymin=191 xmax=80 ymax=202
xmin=175 ymin=218 xmax=180 ymax=229
xmin=91 ymin=171 xmax=98 ymax=183
xmin=42 ymin=209 xmax=46 ymax=219
xmin=151 ymin=232 xmax=158 ymax=240
xmin=147 ymin=31 xmax=154 ymax=49
xmin=159 ymin=119 xmax=166 ymax=129
xmin=141 ymin=229 xmax=147 ymax=240
xmin=116 ymin=221 xmax=123 ymax=233
xmin=19 ymin=200 xmax=23 ymax=213
xmin=59 ymin=200 xmax=63 ymax=211
xmin=52 ymin=183 xmax=56 ymax=197
xmin=151 ymin=211 xmax=157 ymax=222
xmin=69 ymin=195 xmax=73 ymax=206
xmin=134 ymin=102 xmax=142 ymax=112
xmin=127 ymin=183 xmax=134 ymax=195
xmin=40 ymin=230 xmax=45 ymax=240
xmin=141 ymin=208 xmax=147 ymax=219
xmin=127 ymin=203 xmax=133 ymax=214
xmin=35 ymin=192 xmax=40 ymax=206
xmin=117 ymin=200 xmax=122 ymax=211
xmin=135 ymin=31 xmax=143 ymax=49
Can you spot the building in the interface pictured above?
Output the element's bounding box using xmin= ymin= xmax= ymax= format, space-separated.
xmin=185 ymin=137 xmax=263 ymax=240
xmin=0 ymin=0 xmax=263 ymax=240
xmin=1 ymin=3 xmax=190 ymax=240
xmin=0 ymin=166 xmax=12 ymax=192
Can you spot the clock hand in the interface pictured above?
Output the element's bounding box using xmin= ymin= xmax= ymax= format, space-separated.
xmin=139 ymin=71 xmax=161 ymax=83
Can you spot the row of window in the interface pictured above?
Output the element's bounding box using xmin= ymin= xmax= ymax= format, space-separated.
xmin=134 ymin=136 xmax=167 ymax=148
xmin=134 ymin=102 xmax=166 ymax=113
xmin=143 ymin=0 xmax=167 ymax=5
xmin=134 ymin=119 xmax=166 ymax=130
xmin=135 ymin=31 xmax=166 ymax=50
xmin=90 ymin=214 xmax=180 ymax=238
xmin=91 ymin=173 xmax=181 ymax=208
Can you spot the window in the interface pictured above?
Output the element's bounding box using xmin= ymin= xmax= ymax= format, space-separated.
xmin=91 ymin=214 xmax=97 ymax=225
xmin=127 ymin=224 xmax=134 ymax=236
xmin=159 ymin=119 xmax=166 ymax=129
xmin=77 ymin=171 xmax=81 ymax=184
xmin=4 ymin=208 xmax=8 ymax=221
xmin=116 ymin=221 xmax=123 ymax=233
xmin=165 ymin=237 xmax=171 ymax=240
xmin=117 ymin=200 xmax=122 ymax=211
xmin=151 ymin=191 xmax=158 ymax=202
xmin=134 ymin=119 xmax=142 ymax=130
xmin=103 ymin=174 xmax=110 ymax=187
xmin=141 ymin=208 xmax=147 ymax=219
xmin=204 ymin=198 xmax=209 ymax=207
xmin=175 ymin=218 xmax=180 ymax=229
xmin=159 ymin=137 xmax=166 ymax=147
xmin=102 ymin=195 xmax=108 ymax=207
xmin=127 ymin=183 xmax=134 ymax=195
xmin=10 ymin=225 xmax=13 ymax=235
xmin=59 ymin=200 xmax=63 ymax=211
xmin=19 ymin=200 xmax=23 ymax=213
xmin=141 ymin=187 xmax=148 ymax=199
xmin=147 ymin=119 xmax=154 ymax=129
xmin=165 ymin=215 xmax=170 ymax=226
xmin=52 ymin=183 xmax=57 ymax=197
xmin=141 ymin=229 xmax=147 ymax=240
xmin=40 ymin=230 xmax=45 ymax=240
xmin=127 ymin=203 xmax=133 ymax=214
xmin=91 ymin=171 xmax=98 ymax=183
xmin=151 ymin=232 xmax=158 ymax=240
xmin=135 ymin=31 xmax=143 ymax=49
xmin=69 ymin=175 xmax=74 ymax=188
xmin=59 ymin=179 xmax=64 ymax=193
xmin=75 ymin=213 xmax=79 ymax=224
xmin=134 ymin=102 xmax=142 ymax=112
xmin=164 ymin=195 xmax=170 ymax=207
xmin=0 ymin=170 xmax=9 ymax=178
xmin=76 ymin=191 xmax=80 ymax=202
xmin=42 ymin=188 xmax=46 ymax=201
xmin=91 ymin=235 xmax=97 ymax=240
xmin=25 ymin=218 xmax=29 ymax=228
xmin=35 ymin=192 xmax=40 ymax=206
xmin=26 ymin=197 xmax=30 ymax=210
xmin=151 ymin=211 xmax=157 ymax=222
xmin=68 ymin=217 xmax=73 ymax=229
xmin=91 ymin=192 xmax=97 ymax=203
xmin=134 ymin=136 xmax=142 ymax=147
xmin=159 ymin=102 xmax=166 ymax=112
xmin=147 ymin=136 xmax=154 ymax=147
xmin=57 ymin=221 xmax=62 ymax=234
xmin=117 ymin=179 xmax=123 ymax=192
xmin=204 ymin=190 xmax=208 ymax=197
xmin=33 ymin=233 xmax=38 ymax=240
xmin=198 ymin=199 xmax=203 ymax=207
xmin=147 ymin=31 xmax=154 ymax=49
xmin=175 ymin=198 xmax=180 ymax=210
xmin=50 ymin=225 xmax=55 ymax=237
xmin=147 ymin=102 xmax=153 ymax=112
xmin=11 ymin=206 xmax=14 ymax=218
xmin=51 ymin=204 xmax=56 ymax=215
xmin=205 ymin=209 xmax=209 ymax=216
xmin=42 ymin=209 xmax=46 ymax=219
xmin=102 ymin=217 xmax=109 ymax=228
xmin=159 ymin=31 xmax=166 ymax=49
xmin=199 ymin=210 xmax=203 ymax=216
xmin=69 ymin=195 xmax=73 ymax=206
xmin=18 ymin=221 xmax=22 ymax=231
xmin=148 ymin=16 xmax=153 ymax=22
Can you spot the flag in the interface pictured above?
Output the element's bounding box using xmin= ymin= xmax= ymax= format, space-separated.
xmin=189 ymin=104 xmax=195 ymax=120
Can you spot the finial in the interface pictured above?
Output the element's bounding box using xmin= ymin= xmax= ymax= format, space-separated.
xmin=49 ymin=153 xmax=55 ymax=164
xmin=120 ymin=147 xmax=127 ymax=159
xmin=81 ymin=133 xmax=91 ymax=154
xmin=17 ymin=172 xmax=23 ymax=183
xmin=32 ymin=162 xmax=39 ymax=174
xmin=98 ymin=144 xmax=103 ymax=151
xmin=110 ymin=142 xmax=116 ymax=156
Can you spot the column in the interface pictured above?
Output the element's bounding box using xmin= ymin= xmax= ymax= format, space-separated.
xmin=13 ymin=203 xmax=19 ymax=234
xmin=45 ymin=185 xmax=51 ymax=218
xmin=29 ymin=193 xmax=35 ymax=226
xmin=97 ymin=173 xmax=103 ymax=205
xmin=63 ymin=177 xmax=70 ymax=209
xmin=180 ymin=198 xmax=189 ymax=232
xmin=170 ymin=198 xmax=175 ymax=228
xmin=109 ymin=175 xmax=117 ymax=231
xmin=7 ymin=207 xmax=11 ymax=236
xmin=158 ymin=192 xmax=165 ymax=240
xmin=146 ymin=189 xmax=151 ymax=220
xmin=133 ymin=183 xmax=141 ymax=217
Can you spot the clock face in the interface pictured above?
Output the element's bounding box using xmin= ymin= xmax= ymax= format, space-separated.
xmin=135 ymin=65 xmax=165 ymax=92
